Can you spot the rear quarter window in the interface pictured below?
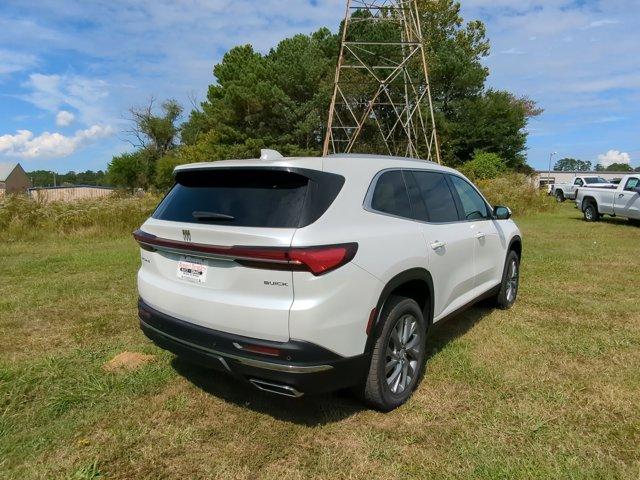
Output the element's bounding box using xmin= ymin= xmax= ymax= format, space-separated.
xmin=370 ymin=170 xmax=412 ymax=218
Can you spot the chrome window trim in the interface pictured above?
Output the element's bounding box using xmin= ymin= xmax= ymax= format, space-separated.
xmin=363 ymin=167 xmax=497 ymax=225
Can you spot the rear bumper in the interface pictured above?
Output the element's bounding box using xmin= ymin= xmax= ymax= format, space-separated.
xmin=138 ymin=299 xmax=369 ymax=395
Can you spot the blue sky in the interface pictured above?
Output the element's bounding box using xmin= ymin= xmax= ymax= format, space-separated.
xmin=0 ymin=0 xmax=638 ymax=173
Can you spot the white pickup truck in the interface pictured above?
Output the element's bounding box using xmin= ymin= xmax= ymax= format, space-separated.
xmin=576 ymin=175 xmax=640 ymax=223
xmin=550 ymin=175 xmax=615 ymax=202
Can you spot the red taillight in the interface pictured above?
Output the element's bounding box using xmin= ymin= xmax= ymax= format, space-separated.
xmin=133 ymin=230 xmax=357 ymax=276
xmin=231 ymin=243 xmax=358 ymax=275
xmin=288 ymin=244 xmax=358 ymax=275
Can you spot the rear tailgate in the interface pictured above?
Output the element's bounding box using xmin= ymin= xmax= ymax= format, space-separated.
xmin=137 ymin=168 xmax=307 ymax=342
xmin=135 ymin=166 xmax=345 ymax=343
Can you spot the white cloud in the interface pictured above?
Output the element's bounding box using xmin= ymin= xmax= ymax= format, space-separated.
xmin=0 ymin=125 xmax=114 ymax=159
xmin=597 ymin=150 xmax=631 ymax=168
xmin=586 ymin=19 xmax=619 ymax=29
xmin=23 ymin=73 xmax=111 ymax=126
xmin=501 ymin=48 xmax=525 ymax=55
xmin=0 ymin=49 xmax=37 ymax=75
xmin=55 ymin=110 xmax=75 ymax=127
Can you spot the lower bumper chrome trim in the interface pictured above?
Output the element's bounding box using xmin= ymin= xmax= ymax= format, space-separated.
xmin=140 ymin=319 xmax=333 ymax=374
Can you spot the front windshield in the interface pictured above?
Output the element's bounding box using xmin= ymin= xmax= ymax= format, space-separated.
xmin=585 ymin=177 xmax=609 ymax=184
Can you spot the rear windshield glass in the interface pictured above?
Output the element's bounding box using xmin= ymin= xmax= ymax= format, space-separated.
xmin=153 ymin=169 xmax=309 ymax=228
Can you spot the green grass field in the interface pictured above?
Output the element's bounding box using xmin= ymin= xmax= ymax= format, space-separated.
xmin=1 ymin=204 xmax=639 ymax=479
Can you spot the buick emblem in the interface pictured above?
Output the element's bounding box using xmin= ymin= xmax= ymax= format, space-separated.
xmin=182 ymin=229 xmax=192 ymax=242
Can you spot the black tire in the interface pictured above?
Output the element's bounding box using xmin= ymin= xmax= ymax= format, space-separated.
xmin=583 ymin=202 xmax=599 ymax=222
xmin=555 ymin=190 xmax=565 ymax=202
xmin=361 ymin=296 xmax=427 ymax=412
xmin=493 ymin=250 xmax=520 ymax=310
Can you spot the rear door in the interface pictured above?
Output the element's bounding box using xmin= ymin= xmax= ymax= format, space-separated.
xmin=448 ymin=175 xmax=504 ymax=293
xmin=405 ymin=170 xmax=476 ymax=320
xmin=615 ymin=177 xmax=640 ymax=219
xmin=137 ymin=168 xmax=329 ymax=342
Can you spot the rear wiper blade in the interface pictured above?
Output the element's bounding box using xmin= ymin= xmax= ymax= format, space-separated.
xmin=192 ymin=211 xmax=235 ymax=221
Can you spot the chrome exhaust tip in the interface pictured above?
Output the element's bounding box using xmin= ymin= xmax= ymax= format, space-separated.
xmin=249 ymin=379 xmax=304 ymax=398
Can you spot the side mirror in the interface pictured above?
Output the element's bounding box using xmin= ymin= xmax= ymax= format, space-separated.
xmin=494 ymin=206 xmax=512 ymax=220
xmin=634 ymin=187 xmax=640 ymax=194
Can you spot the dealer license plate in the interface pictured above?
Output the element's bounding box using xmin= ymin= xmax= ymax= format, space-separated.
xmin=177 ymin=256 xmax=208 ymax=284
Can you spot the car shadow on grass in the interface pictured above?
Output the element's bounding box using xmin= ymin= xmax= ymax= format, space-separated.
xmin=425 ymin=305 xmax=490 ymax=357
xmin=171 ymin=356 xmax=365 ymax=426
xmin=568 ymin=215 xmax=639 ymax=228
xmin=170 ymin=305 xmax=492 ymax=425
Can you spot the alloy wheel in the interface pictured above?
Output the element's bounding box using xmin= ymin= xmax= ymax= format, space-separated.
xmin=585 ymin=206 xmax=595 ymax=220
xmin=505 ymin=259 xmax=519 ymax=303
xmin=385 ymin=314 xmax=421 ymax=394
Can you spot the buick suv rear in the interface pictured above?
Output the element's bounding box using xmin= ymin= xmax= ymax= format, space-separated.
xmin=136 ymin=152 xmax=522 ymax=410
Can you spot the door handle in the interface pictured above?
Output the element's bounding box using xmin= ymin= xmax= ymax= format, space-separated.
xmin=475 ymin=232 xmax=486 ymax=239
xmin=430 ymin=241 xmax=446 ymax=250
xmin=619 ymin=194 xmax=624 ymax=198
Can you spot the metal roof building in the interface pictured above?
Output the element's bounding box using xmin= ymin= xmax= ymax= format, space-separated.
xmin=0 ymin=163 xmax=32 ymax=196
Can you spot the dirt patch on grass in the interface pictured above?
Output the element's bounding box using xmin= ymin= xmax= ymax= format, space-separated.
xmin=102 ymin=351 xmax=155 ymax=373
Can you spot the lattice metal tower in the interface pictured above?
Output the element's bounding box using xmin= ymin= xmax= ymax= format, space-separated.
xmin=323 ymin=0 xmax=440 ymax=163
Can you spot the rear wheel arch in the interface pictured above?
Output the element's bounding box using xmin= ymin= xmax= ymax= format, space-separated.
xmin=583 ymin=198 xmax=600 ymax=222
xmin=365 ymin=268 xmax=434 ymax=354
xmin=582 ymin=196 xmax=597 ymax=211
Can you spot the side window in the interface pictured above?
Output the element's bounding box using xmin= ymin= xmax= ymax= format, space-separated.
xmin=449 ymin=175 xmax=490 ymax=221
xmin=403 ymin=171 xmax=429 ymax=221
xmin=574 ymin=178 xmax=583 ymax=186
xmin=411 ymin=171 xmax=459 ymax=223
xmin=370 ymin=170 xmax=412 ymax=218
xmin=625 ymin=177 xmax=639 ymax=191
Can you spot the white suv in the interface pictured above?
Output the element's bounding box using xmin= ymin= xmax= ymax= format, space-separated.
xmin=135 ymin=152 xmax=522 ymax=411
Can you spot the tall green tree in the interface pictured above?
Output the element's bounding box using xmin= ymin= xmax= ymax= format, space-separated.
xmin=182 ymin=28 xmax=337 ymax=160
xmin=554 ymin=158 xmax=592 ymax=171
xmin=128 ymin=99 xmax=183 ymax=156
xmin=108 ymin=98 xmax=183 ymax=189
xmin=443 ymin=90 xmax=540 ymax=168
xmin=180 ymin=1 xmax=539 ymax=169
xmin=107 ymin=151 xmax=148 ymax=191
xmin=602 ymin=163 xmax=633 ymax=172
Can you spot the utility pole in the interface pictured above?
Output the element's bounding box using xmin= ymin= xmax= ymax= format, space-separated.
xmin=547 ymin=152 xmax=557 ymax=181
xmin=324 ymin=0 xmax=441 ymax=163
